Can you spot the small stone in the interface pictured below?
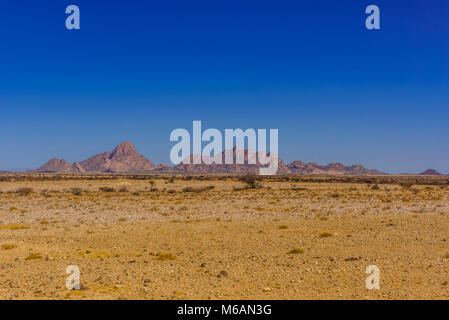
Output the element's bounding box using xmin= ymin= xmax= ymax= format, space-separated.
xmin=217 ymin=270 xmax=228 ymax=278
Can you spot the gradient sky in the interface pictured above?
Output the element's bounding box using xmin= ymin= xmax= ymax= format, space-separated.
xmin=0 ymin=0 xmax=448 ymax=173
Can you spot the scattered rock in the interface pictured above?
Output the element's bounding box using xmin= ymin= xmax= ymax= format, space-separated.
xmin=217 ymin=270 xmax=228 ymax=278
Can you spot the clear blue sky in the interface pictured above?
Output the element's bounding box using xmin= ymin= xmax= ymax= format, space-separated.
xmin=0 ymin=0 xmax=448 ymax=173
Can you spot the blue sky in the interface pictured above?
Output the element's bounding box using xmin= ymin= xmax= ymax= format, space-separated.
xmin=0 ymin=0 xmax=448 ymax=173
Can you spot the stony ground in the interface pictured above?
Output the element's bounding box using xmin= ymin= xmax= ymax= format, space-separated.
xmin=0 ymin=176 xmax=449 ymax=299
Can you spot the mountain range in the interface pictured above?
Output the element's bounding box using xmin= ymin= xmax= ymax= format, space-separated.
xmin=26 ymin=141 xmax=447 ymax=175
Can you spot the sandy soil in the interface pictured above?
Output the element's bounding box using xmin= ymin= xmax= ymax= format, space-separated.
xmin=0 ymin=176 xmax=448 ymax=299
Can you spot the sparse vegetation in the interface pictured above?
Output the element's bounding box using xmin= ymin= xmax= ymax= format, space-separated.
xmin=1 ymin=173 xmax=449 ymax=299
xmin=71 ymin=187 xmax=83 ymax=195
xmin=25 ymin=253 xmax=42 ymax=260
xmin=149 ymin=179 xmax=157 ymax=191
xmin=0 ymin=224 xmax=30 ymax=230
xmin=288 ymin=248 xmax=304 ymax=254
xmin=156 ymin=253 xmax=176 ymax=261
xmin=167 ymin=176 xmax=175 ymax=184
xmin=330 ymin=193 xmax=340 ymax=198
xmin=239 ymin=175 xmax=262 ymax=189
xmin=398 ymin=182 xmax=414 ymax=189
xmin=14 ymin=187 xmax=33 ymax=196
xmin=182 ymin=186 xmax=214 ymax=193
xmin=1 ymin=244 xmax=17 ymax=250
xmin=99 ymin=187 xmax=115 ymax=192
xmin=320 ymin=232 xmax=333 ymax=238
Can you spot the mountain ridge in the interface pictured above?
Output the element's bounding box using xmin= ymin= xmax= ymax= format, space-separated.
xmin=27 ymin=141 xmax=444 ymax=175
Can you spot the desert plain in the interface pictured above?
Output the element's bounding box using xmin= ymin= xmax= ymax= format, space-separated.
xmin=0 ymin=174 xmax=449 ymax=299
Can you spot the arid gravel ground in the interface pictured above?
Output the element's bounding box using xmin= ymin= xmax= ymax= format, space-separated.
xmin=0 ymin=176 xmax=449 ymax=299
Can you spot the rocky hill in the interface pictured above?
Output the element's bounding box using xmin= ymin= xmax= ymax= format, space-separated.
xmin=79 ymin=141 xmax=155 ymax=173
xmin=34 ymin=142 xmax=156 ymax=173
xmin=419 ymin=169 xmax=443 ymax=176
xmin=34 ymin=158 xmax=84 ymax=173
xmin=175 ymin=148 xmax=290 ymax=174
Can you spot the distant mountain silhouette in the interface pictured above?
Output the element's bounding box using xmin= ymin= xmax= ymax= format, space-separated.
xmin=175 ymin=147 xmax=290 ymax=174
xmin=287 ymin=162 xmax=383 ymax=175
xmin=33 ymin=158 xmax=84 ymax=173
xmin=29 ymin=141 xmax=396 ymax=175
xmin=419 ymin=169 xmax=443 ymax=176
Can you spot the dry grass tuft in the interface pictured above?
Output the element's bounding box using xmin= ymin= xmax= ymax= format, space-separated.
xmin=25 ymin=253 xmax=42 ymax=260
xmin=1 ymin=244 xmax=17 ymax=250
xmin=398 ymin=182 xmax=414 ymax=189
xmin=99 ymin=187 xmax=115 ymax=192
xmin=319 ymin=232 xmax=333 ymax=238
xmin=14 ymin=188 xmax=33 ymax=196
xmin=70 ymin=187 xmax=83 ymax=195
xmin=182 ymin=186 xmax=214 ymax=193
xmin=0 ymin=224 xmax=30 ymax=230
xmin=288 ymin=248 xmax=304 ymax=254
xmin=156 ymin=252 xmax=176 ymax=261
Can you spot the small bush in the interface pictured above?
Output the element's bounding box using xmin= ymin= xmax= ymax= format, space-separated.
xmin=398 ymin=182 xmax=413 ymax=189
xmin=291 ymin=187 xmax=308 ymax=191
xmin=99 ymin=187 xmax=115 ymax=192
xmin=182 ymin=186 xmax=214 ymax=193
xmin=320 ymin=232 xmax=333 ymax=238
xmin=71 ymin=187 xmax=83 ymax=195
xmin=239 ymin=175 xmax=262 ymax=189
xmin=156 ymin=253 xmax=176 ymax=261
xmin=15 ymin=188 xmax=33 ymax=196
xmin=167 ymin=176 xmax=175 ymax=184
xmin=330 ymin=193 xmax=340 ymax=198
xmin=288 ymin=248 xmax=304 ymax=254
